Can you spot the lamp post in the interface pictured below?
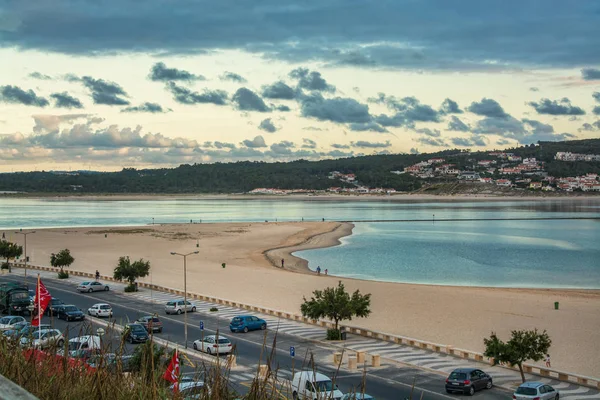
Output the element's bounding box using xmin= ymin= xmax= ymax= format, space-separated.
xmin=15 ymin=230 xmax=36 ymax=278
xmin=170 ymin=250 xmax=199 ymax=348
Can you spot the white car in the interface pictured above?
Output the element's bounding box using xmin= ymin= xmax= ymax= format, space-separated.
xmin=77 ymin=281 xmax=110 ymax=293
xmin=513 ymin=382 xmax=559 ymax=400
xmin=87 ymin=303 xmax=113 ymax=318
xmin=0 ymin=315 xmax=26 ymax=331
xmin=192 ymin=335 xmax=233 ymax=355
xmin=165 ymin=300 xmax=196 ymax=315
xmin=20 ymin=328 xmax=64 ymax=349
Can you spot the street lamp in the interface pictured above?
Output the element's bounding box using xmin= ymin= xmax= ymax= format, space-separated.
xmin=170 ymin=250 xmax=199 ymax=348
xmin=15 ymin=230 xmax=36 ymax=278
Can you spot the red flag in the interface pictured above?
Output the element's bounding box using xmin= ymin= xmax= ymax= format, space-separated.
xmin=163 ymin=349 xmax=180 ymax=391
xmin=31 ymin=277 xmax=51 ymax=327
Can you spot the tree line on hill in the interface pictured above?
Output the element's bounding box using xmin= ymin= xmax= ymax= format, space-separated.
xmin=0 ymin=139 xmax=598 ymax=194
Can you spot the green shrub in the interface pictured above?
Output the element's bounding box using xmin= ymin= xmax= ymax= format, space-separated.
xmin=326 ymin=328 xmax=341 ymax=340
xmin=124 ymin=283 xmax=137 ymax=292
xmin=210 ymin=307 xmax=218 ymax=312
xmin=1 ymin=262 xmax=9 ymax=270
xmin=57 ymin=270 xmax=69 ymax=279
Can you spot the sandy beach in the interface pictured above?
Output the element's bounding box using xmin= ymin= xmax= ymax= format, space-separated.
xmin=11 ymin=221 xmax=600 ymax=377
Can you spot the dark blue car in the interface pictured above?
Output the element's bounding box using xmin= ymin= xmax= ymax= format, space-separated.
xmin=229 ymin=315 xmax=267 ymax=333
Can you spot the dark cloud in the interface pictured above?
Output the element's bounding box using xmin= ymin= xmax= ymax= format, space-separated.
xmin=529 ymin=87 xmax=539 ymax=92
xmin=121 ymin=102 xmax=168 ymax=113
xmin=581 ymin=68 xmax=600 ymax=81
xmin=593 ymin=92 xmax=600 ymax=102
xmin=369 ymin=94 xmax=440 ymax=125
xmin=528 ymin=98 xmax=586 ymax=115
xmin=300 ymin=93 xmax=371 ymax=124
xmin=29 ymin=72 xmax=52 ymax=80
xmin=219 ymin=71 xmax=246 ymax=83
xmin=467 ymin=98 xmax=508 ymax=118
xmin=166 ymin=82 xmax=228 ymax=105
xmin=348 ymin=122 xmax=388 ymax=133
xmin=474 ymin=116 xmax=526 ymax=136
xmin=262 ymin=81 xmax=297 ymax=100
xmin=302 ymin=126 xmax=326 ymax=131
xmin=474 ymin=115 xmax=574 ymax=144
xmin=258 ymin=118 xmax=277 ymax=133
xmin=440 ymin=98 xmax=463 ymax=114
xmin=50 ymin=92 xmax=83 ymax=109
xmin=81 ymin=76 xmax=130 ymax=105
xmin=302 ymin=138 xmax=317 ymax=149
xmin=352 ymin=140 xmax=391 ymax=148
xmin=447 ymin=115 xmax=470 ymax=132
xmin=414 ymin=128 xmax=441 ymax=137
xmin=274 ymin=104 xmax=291 ymax=112
xmin=242 ymin=135 xmax=267 ymax=148
xmin=578 ymin=121 xmax=600 ymax=132
xmin=63 ymin=73 xmax=81 ymax=82
xmin=415 ymin=137 xmax=449 ymax=147
xmin=213 ymin=141 xmax=236 ymax=149
xmin=149 ymin=62 xmax=204 ymax=82
xmin=496 ymin=139 xmax=513 ymax=145
xmin=289 ymin=68 xmax=335 ymax=92
xmin=331 ymin=143 xmax=351 ymax=149
xmin=0 ymin=85 xmax=49 ymax=107
xmin=270 ymin=140 xmax=295 ymax=154
xmin=450 ymin=136 xmax=487 ymax=147
xmin=594 ymin=106 xmax=600 ymax=115
xmin=410 ymin=148 xmax=420 ymax=154
xmin=232 ymin=88 xmax=270 ymax=112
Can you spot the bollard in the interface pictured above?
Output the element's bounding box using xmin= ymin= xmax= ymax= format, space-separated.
xmin=371 ymin=354 xmax=381 ymax=368
xmin=333 ymin=352 xmax=343 ymax=366
xmin=356 ymin=351 xmax=365 ymax=364
xmin=347 ymin=355 xmax=357 ymax=370
xmin=554 ymin=301 xmax=559 ymax=310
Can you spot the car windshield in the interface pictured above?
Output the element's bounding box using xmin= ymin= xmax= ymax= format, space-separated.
xmin=0 ymin=317 xmax=12 ymax=324
xmin=315 ymin=380 xmax=334 ymax=391
xmin=64 ymin=306 xmax=78 ymax=312
xmin=232 ymin=317 xmax=242 ymax=324
xmin=130 ymin=325 xmax=145 ymax=333
xmin=516 ymin=387 xmax=538 ymax=395
xmin=449 ymin=372 xmax=467 ymax=380
xmin=11 ymin=292 xmax=29 ymax=300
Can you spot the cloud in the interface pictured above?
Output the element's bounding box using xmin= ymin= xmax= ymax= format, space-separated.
xmin=302 ymin=138 xmax=317 ymax=149
xmin=474 ymin=115 xmax=574 ymax=144
xmin=241 ymin=135 xmax=267 ymax=148
xmin=414 ymin=128 xmax=441 ymax=137
xmin=348 ymin=122 xmax=388 ymax=133
xmin=467 ymin=98 xmax=508 ymax=118
xmin=269 ymin=140 xmax=295 ymax=154
xmin=528 ymin=98 xmax=586 ymax=115
xmin=450 ymin=136 xmax=488 ymax=147
xmin=415 ymin=137 xmax=448 ymax=147
xmin=121 ymin=102 xmax=168 ymax=113
xmin=232 ymin=88 xmax=270 ymax=112
xmin=274 ymin=104 xmax=291 ymax=112
xmin=410 ymin=148 xmax=419 ymax=154
xmin=302 ymin=126 xmax=326 ymax=131
xmin=594 ymin=106 xmax=600 ymax=115
xmin=300 ymin=93 xmax=371 ymax=124
xmin=31 ymin=114 xmax=91 ymax=133
xmin=0 ymin=85 xmax=49 ymax=107
xmin=29 ymin=72 xmax=52 ymax=80
xmin=289 ymin=68 xmax=335 ymax=92
xmin=496 ymin=139 xmax=513 ymax=145
xmin=149 ymin=62 xmax=204 ymax=82
xmin=578 ymin=121 xmax=600 ymax=131
xmin=50 ymin=92 xmax=83 ymax=109
xmin=166 ymin=82 xmax=228 ymax=105
xmin=447 ymin=115 xmax=470 ymax=132
xmin=258 ymin=118 xmax=277 ymax=133
xmin=213 ymin=141 xmax=236 ymax=149
xmin=81 ymin=76 xmax=130 ymax=105
xmin=529 ymin=87 xmax=539 ymax=92
xmin=262 ymin=81 xmax=297 ymax=99
xmin=593 ymin=92 xmax=600 ymax=102
xmin=331 ymin=143 xmax=350 ymax=149
xmin=439 ymin=98 xmax=463 ymax=114
xmin=369 ymin=94 xmax=440 ymax=126
xmin=351 ymin=140 xmax=391 ymax=148
xmin=220 ymin=71 xmax=247 ymax=83
xmin=581 ymin=68 xmax=600 ymax=81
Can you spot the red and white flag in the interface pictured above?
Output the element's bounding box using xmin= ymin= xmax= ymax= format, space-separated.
xmin=31 ymin=276 xmax=51 ymax=327
xmin=163 ymin=349 xmax=180 ymax=392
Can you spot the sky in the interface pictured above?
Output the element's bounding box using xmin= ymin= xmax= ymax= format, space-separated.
xmin=1 ymin=0 xmax=600 ymax=172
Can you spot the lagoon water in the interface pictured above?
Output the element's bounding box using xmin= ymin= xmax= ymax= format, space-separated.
xmin=1 ymin=197 xmax=599 ymax=288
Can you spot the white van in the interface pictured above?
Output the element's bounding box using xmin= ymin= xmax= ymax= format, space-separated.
xmin=292 ymin=371 xmax=344 ymax=400
xmin=64 ymin=335 xmax=102 ymax=358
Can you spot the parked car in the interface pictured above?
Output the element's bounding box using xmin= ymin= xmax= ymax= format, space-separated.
xmin=77 ymin=281 xmax=110 ymax=293
xmin=87 ymin=303 xmax=113 ymax=318
xmin=87 ymin=353 xmax=134 ymax=373
xmin=342 ymin=394 xmax=375 ymax=400
xmin=2 ymin=321 xmax=29 ymax=338
xmin=171 ymin=381 xmax=211 ymax=398
xmin=0 ymin=315 xmax=26 ymax=331
xmin=229 ymin=315 xmax=267 ymax=333
xmin=56 ymin=305 xmax=86 ymax=321
xmin=192 ymin=335 xmax=233 ymax=355
xmin=136 ymin=315 xmax=163 ymax=333
xmin=44 ymin=298 xmax=65 ymax=316
xmin=123 ymin=323 xmax=149 ymax=343
xmin=513 ymin=382 xmax=560 ymax=400
xmin=445 ymin=368 xmax=493 ymax=396
xmin=165 ymin=300 xmax=196 ymax=315
xmin=62 ymin=335 xmax=102 ymax=359
xmin=291 ymin=371 xmax=344 ymax=400
xmin=13 ymin=324 xmax=51 ymax=341
xmin=20 ymin=328 xmax=64 ymax=349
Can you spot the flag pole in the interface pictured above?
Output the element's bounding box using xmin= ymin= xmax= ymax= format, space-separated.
xmin=37 ymin=274 xmax=41 ymax=343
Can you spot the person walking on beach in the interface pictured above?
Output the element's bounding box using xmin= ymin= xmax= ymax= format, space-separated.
xmin=325 ymin=269 xmax=328 ymax=275
xmin=95 ymin=270 xmax=100 ymax=281
xmin=316 ymin=266 xmax=321 ymax=274
xmin=545 ymin=354 xmax=551 ymax=368
xmin=281 ymin=259 xmax=285 ymax=268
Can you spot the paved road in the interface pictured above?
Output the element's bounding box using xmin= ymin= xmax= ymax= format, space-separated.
xmin=2 ymin=274 xmax=511 ymax=399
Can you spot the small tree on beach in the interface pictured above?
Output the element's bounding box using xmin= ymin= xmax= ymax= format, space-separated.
xmin=301 ymin=281 xmax=371 ymax=340
xmin=0 ymin=241 xmax=23 ymax=272
xmin=484 ymin=329 xmax=552 ymax=383
xmin=113 ymin=256 xmax=150 ymax=292
xmin=50 ymin=249 xmax=74 ymax=279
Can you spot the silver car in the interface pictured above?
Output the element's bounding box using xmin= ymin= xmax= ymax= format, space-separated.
xmin=165 ymin=300 xmax=196 ymax=315
xmin=77 ymin=281 xmax=110 ymax=293
xmin=20 ymin=328 xmax=64 ymax=349
xmin=0 ymin=315 xmax=26 ymax=331
xmin=513 ymin=382 xmax=559 ymax=400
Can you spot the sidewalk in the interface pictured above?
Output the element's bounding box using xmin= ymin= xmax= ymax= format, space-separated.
xmin=13 ymin=269 xmax=600 ymax=399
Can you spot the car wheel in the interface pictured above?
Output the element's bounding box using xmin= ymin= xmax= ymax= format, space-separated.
xmin=177 ymin=309 xmax=182 ymax=315
xmin=191 ymin=307 xmax=196 ymax=312
xmin=88 ymin=288 xmax=93 ymax=293
xmin=193 ymin=343 xmax=198 ymax=350
xmin=243 ymin=327 xmax=249 ymax=333
xmin=260 ymin=323 xmax=266 ymax=330
xmin=468 ymin=386 xmax=475 ymax=396
xmin=57 ymin=339 xmax=64 ymax=347
xmin=486 ymin=380 xmax=493 ymax=389
xmin=104 ymin=286 xmax=109 ymax=291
